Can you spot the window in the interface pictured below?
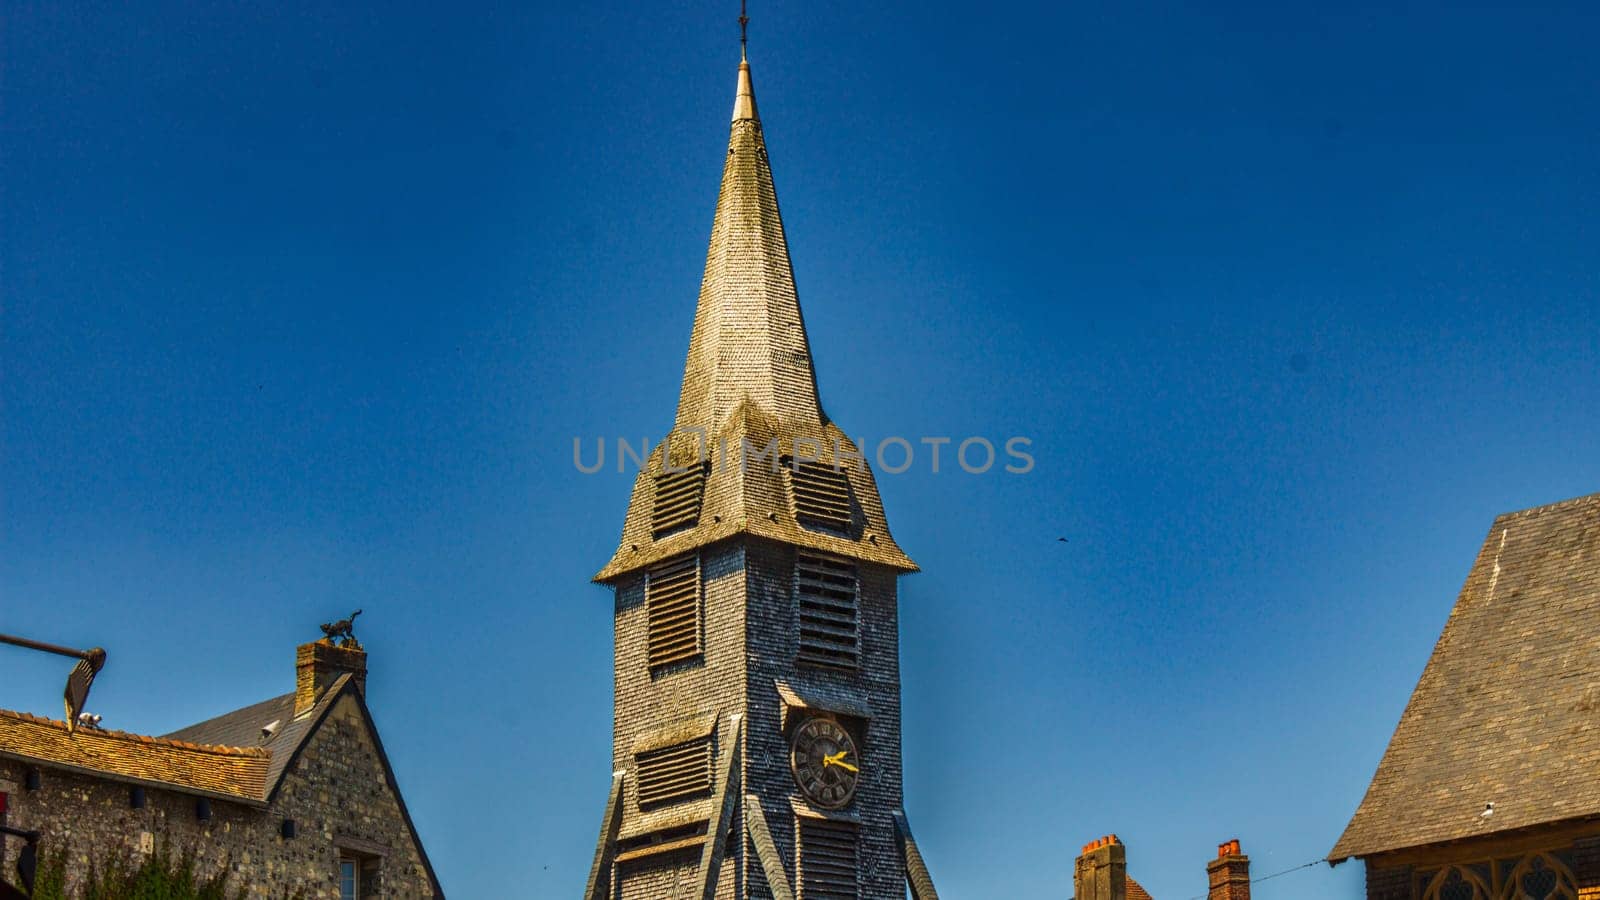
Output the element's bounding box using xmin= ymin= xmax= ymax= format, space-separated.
xmin=646 ymin=552 xmax=703 ymax=669
xmin=652 ymin=461 xmax=709 ymax=537
xmin=635 ymin=736 xmax=714 ymax=808
xmin=1496 ymin=853 xmax=1578 ymax=900
xmin=339 ymin=858 xmax=359 ymax=900
xmin=1415 ymin=852 xmax=1580 ymax=900
xmin=796 ymin=552 xmax=859 ymax=670
xmin=798 ymin=817 xmax=858 ymax=899
xmin=785 ymin=461 xmax=854 ymax=533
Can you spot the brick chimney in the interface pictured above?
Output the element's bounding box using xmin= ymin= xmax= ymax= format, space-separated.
xmin=1207 ymin=839 xmax=1250 ymax=900
xmin=295 ymin=639 xmax=366 ymax=715
xmin=1075 ymin=835 xmax=1127 ymax=900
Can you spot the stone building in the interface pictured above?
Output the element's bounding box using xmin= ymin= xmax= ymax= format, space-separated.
xmin=581 ymin=35 xmax=939 ymax=900
xmin=0 ymin=638 xmax=441 ymax=898
xmin=1329 ymin=492 xmax=1600 ymax=900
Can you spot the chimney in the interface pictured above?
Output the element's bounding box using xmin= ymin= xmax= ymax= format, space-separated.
xmin=1075 ymin=835 xmax=1126 ymax=900
xmin=1207 ymin=839 xmax=1250 ymax=900
xmin=295 ymin=639 xmax=366 ymax=716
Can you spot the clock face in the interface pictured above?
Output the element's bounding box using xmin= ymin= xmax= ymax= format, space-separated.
xmin=789 ymin=716 xmax=859 ymax=809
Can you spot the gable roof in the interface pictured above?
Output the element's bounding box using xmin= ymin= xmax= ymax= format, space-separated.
xmin=595 ymin=56 xmax=915 ymax=582
xmin=165 ymin=677 xmax=445 ymax=897
xmin=165 ymin=680 xmax=335 ymax=796
xmin=1126 ymin=875 xmax=1155 ymax=900
xmin=0 ymin=708 xmax=270 ymax=804
xmin=1330 ymin=491 xmax=1600 ymax=861
xmin=1 ymin=675 xmax=441 ymax=895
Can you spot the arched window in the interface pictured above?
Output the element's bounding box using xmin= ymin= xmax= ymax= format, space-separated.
xmin=1422 ymin=865 xmax=1493 ymax=900
xmin=1497 ymin=853 xmax=1579 ymax=900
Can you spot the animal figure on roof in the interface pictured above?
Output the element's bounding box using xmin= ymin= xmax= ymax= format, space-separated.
xmin=319 ymin=609 xmax=363 ymax=647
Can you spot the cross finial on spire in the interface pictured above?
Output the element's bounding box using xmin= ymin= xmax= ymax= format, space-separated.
xmin=739 ymin=0 xmax=749 ymax=61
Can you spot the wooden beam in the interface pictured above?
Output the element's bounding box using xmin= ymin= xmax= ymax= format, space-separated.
xmin=745 ymin=794 xmax=795 ymax=900
xmin=895 ymin=810 xmax=940 ymax=900
xmin=584 ymin=771 xmax=625 ymax=900
xmin=696 ymin=714 xmax=744 ymax=900
xmin=1366 ymin=816 xmax=1600 ymax=870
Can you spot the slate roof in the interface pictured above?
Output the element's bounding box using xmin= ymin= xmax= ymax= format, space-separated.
xmin=0 ymin=708 xmax=270 ymax=803
xmin=595 ymin=57 xmax=914 ymax=582
xmin=1330 ymin=491 xmax=1600 ymax=860
xmin=165 ymin=681 xmax=340 ymax=798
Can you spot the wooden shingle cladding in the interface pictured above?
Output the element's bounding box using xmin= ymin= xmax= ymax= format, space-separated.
xmin=635 ymin=736 xmax=713 ymax=808
xmin=645 ymin=552 xmax=703 ymax=669
xmin=1330 ymin=492 xmax=1600 ymax=862
xmin=795 ymin=552 xmax=859 ymax=670
xmin=651 ymin=462 xmax=709 ymax=538
xmin=591 ymin=48 xmax=916 ymax=586
xmin=785 ymin=461 xmax=855 ymax=533
xmin=799 ymin=817 xmax=860 ymax=899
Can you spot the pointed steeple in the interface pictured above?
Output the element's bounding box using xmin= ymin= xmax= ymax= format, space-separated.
xmin=674 ymin=56 xmax=820 ymax=433
xmin=596 ymin=50 xmax=914 ymax=583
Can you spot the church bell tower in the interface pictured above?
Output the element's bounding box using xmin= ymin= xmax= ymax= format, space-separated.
xmin=584 ymin=26 xmax=941 ymax=900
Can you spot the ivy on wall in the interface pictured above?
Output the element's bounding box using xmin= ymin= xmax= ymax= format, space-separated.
xmin=8 ymin=840 xmax=272 ymax=900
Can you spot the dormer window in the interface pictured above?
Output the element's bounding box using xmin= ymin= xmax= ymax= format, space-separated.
xmin=652 ymin=461 xmax=710 ymax=538
xmin=784 ymin=460 xmax=854 ymax=534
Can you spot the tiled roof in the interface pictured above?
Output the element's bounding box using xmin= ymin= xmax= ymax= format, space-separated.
xmin=0 ymin=674 xmax=354 ymax=805
xmin=1330 ymin=491 xmax=1600 ymax=860
xmin=0 ymin=708 xmax=270 ymax=802
xmin=596 ymin=58 xmax=914 ymax=581
xmin=1127 ymin=876 xmax=1155 ymax=900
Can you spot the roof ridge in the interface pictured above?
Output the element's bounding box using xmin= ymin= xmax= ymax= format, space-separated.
xmin=1494 ymin=490 xmax=1600 ymax=522
xmin=0 ymin=707 xmax=271 ymax=758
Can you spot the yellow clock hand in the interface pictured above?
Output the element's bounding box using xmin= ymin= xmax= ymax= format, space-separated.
xmin=822 ymin=752 xmax=859 ymax=774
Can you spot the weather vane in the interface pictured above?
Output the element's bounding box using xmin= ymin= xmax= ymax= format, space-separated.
xmin=739 ymin=0 xmax=749 ymax=57
xmin=0 ymin=632 xmax=108 ymax=734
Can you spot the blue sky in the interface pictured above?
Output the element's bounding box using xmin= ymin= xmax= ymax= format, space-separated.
xmin=2 ymin=1 xmax=1597 ymax=897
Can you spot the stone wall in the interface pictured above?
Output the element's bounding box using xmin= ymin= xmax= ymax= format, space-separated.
xmin=0 ymin=692 xmax=434 ymax=899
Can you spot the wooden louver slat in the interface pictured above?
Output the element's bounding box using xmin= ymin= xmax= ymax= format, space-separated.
xmin=652 ymin=461 xmax=709 ymax=537
xmin=796 ymin=552 xmax=858 ymax=670
xmin=647 ymin=552 xmax=702 ymax=669
xmin=799 ymin=818 xmax=859 ymax=899
xmin=635 ymin=737 xmax=713 ymax=808
xmin=786 ymin=461 xmax=854 ymax=532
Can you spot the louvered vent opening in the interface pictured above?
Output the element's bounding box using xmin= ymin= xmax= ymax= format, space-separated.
xmin=635 ymin=737 xmax=713 ymax=808
xmin=785 ymin=461 xmax=854 ymax=533
xmin=799 ymin=818 xmax=859 ymax=899
xmin=652 ymin=461 xmax=709 ymax=538
xmin=647 ymin=553 xmax=702 ymax=669
xmin=796 ymin=552 xmax=858 ymax=670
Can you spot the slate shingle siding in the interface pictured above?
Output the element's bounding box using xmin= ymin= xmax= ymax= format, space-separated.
xmin=1574 ymin=836 xmax=1600 ymax=896
xmin=599 ymin=55 xmax=923 ymax=900
xmin=1365 ymin=864 xmax=1412 ymax=900
xmin=609 ymin=537 xmax=907 ymax=898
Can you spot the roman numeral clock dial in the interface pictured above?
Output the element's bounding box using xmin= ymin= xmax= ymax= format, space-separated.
xmin=789 ymin=716 xmax=860 ymax=809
